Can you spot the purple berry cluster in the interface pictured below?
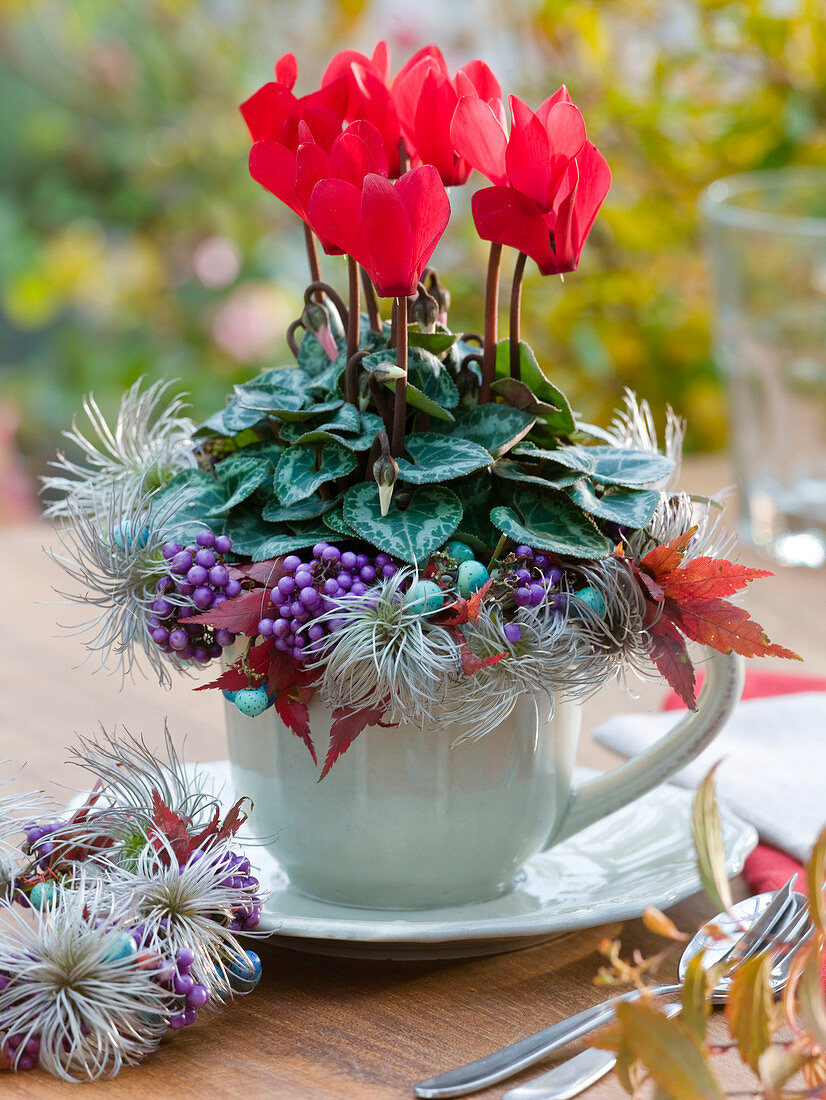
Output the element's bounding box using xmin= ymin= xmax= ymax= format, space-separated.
xmin=149 ymin=530 xmax=239 ymax=665
xmin=151 ymin=946 xmax=211 ymax=1031
xmin=21 ymin=820 xmax=63 ymax=866
xmin=501 ymin=545 xmax=564 ymax=643
xmin=256 ymin=541 xmax=398 ymax=661
xmin=0 ymin=1024 xmax=41 ymax=1072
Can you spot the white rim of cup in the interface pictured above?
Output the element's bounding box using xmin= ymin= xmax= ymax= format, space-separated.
xmin=699 ymin=166 xmax=826 ymax=237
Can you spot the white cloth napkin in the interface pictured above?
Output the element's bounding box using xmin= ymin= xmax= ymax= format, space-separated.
xmin=593 ymin=691 xmax=826 ymax=863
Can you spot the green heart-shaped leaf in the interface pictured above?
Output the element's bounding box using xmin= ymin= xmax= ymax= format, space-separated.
xmin=492 ymin=459 xmax=585 ymax=490
xmin=383 ymin=379 xmax=454 ymax=422
xmin=212 ymin=452 xmax=271 ymax=513
xmin=491 ymin=485 xmax=611 ymax=558
xmin=226 ymin=510 xmax=333 ymax=561
xmin=323 ymin=507 xmax=359 ymax=538
xmin=567 ymin=480 xmax=660 ymax=528
xmin=273 ymin=443 xmax=357 ymax=507
xmin=150 ymin=469 xmax=227 ymax=542
xmin=512 ymin=443 xmax=594 ymax=473
xmin=445 ymin=405 xmax=534 ymax=457
xmin=408 ymin=327 xmax=458 ymax=355
xmin=343 ymin=483 xmax=462 ymax=563
xmin=396 ymin=433 xmax=492 ymax=485
xmin=262 ymin=492 xmax=342 ymax=524
xmin=495 ymin=340 xmax=575 ymax=433
xmin=575 ymin=446 xmax=674 ymax=487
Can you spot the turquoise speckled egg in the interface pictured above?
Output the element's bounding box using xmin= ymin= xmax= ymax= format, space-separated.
xmin=445 ymin=540 xmax=476 ymax=564
xmin=102 ymin=932 xmax=139 ymax=962
xmin=573 ymin=585 xmax=607 ymax=617
xmin=29 ymin=881 xmax=59 ymax=907
xmin=404 ymin=579 xmax=445 ymax=615
xmin=234 ymin=687 xmax=270 ymax=717
xmin=457 ymin=560 xmax=489 ymax=597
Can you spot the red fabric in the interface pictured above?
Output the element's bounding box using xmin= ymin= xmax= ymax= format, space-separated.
xmin=662 ymin=669 xmax=826 ymax=982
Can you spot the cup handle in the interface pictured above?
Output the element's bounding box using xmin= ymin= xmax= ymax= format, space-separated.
xmin=545 ymin=649 xmax=745 ymax=848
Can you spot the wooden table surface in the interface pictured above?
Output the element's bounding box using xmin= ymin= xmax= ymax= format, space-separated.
xmin=1 ymin=454 xmax=823 ymax=1099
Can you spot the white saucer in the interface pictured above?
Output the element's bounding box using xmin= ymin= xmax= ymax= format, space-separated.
xmin=199 ymin=762 xmax=757 ymax=961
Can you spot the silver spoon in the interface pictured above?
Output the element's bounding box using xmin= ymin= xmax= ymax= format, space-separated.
xmin=502 ymin=888 xmax=811 ymax=1100
xmin=414 ymin=878 xmax=807 ymax=1098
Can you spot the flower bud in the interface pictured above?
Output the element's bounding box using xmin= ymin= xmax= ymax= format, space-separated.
xmin=371 ymin=361 xmax=407 ymax=384
xmin=425 ymin=271 xmax=451 ymax=326
xmin=301 ymin=301 xmax=339 ymax=359
xmin=372 ymin=431 xmax=399 ymax=517
xmin=410 ymin=288 xmax=438 ymax=332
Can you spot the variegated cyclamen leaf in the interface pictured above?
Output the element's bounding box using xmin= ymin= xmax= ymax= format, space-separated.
xmin=491 ymin=485 xmax=611 ymax=559
xmin=343 ymin=482 xmax=462 ymax=564
xmin=273 ymin=443 xmax=357 ymax=507
xmin=396 ymin=433 xmax=492 ymax=485
xmin=567 ymin=480 xmax=660 ymax=528
xmin=212 ymin=452 xmax=271 ymax=513
xmin=262 ymin=492 xmax=341 ymax=523
xmin=492 ymin=460 xmax=584 ymax=491
xmin=383 ymin=378 xmax=454 ymax=422
xmin=494 ymin=339 xmax=575 ymax=433
xmin=225 ymin=510 xmax=332 ymax=561
xmin=512 ymin=443 xmax=594 ymax=473
xmin=323 ymin=507 xmax=359 ymax=538
xmin=286 ymin=410 xmax=383 ymax=451
xmin=150 ymin=468 xmax=227 ymax=541
xmin=446 ymin=404 xmax=535 ymax=457
xmin=692 ymin=764 xmax=733 ymax=915
xmin=575 ymin=445 xmax=675 ymax=487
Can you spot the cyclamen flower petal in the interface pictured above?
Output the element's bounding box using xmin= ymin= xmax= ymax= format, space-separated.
xmin=307 ymin=166 xmax=450 ymax=297
xmin=450 ymin=96 xmax=509 ymax=185
xmin=393 ymin=48 xmax=502 ymax=186
xmin=321 ymin=42 xmax=403 ymax=176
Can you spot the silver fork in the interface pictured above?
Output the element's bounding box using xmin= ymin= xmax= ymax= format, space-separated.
xmin=413 ymin=879 xmax=806 ymax=1098
xmin=501 ymin=896 xmax=811 ymax=1100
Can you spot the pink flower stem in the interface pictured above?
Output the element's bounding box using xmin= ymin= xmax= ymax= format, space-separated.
xmin=345 ymin=255 xmax=360 ymax=404
xmin=509 ymin=251 xmax=527 ymax=380
xmin=480 ymin=242 xmax=502 ymax=403
xmin=360 ymin=267 xmax=382 ymax=332
xmin=391 ymin=296 xmax=408 ymax=457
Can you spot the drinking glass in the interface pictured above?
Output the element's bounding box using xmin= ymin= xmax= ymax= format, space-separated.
xmin=701 ymin=168 xmax=826 ymax=567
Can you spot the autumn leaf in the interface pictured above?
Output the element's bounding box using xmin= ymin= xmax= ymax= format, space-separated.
xmin=149 ymin=790 xmax=193 ymax=865
xmin=646 ymin=616 xmax=697 ymax=709
xmin=457 ymin=639 xmax=507 ymax=676
xmin=319 ymin=703 xmax=386 ymax=780
xmin=195 ymin=639 xmax=274 ymax=692
xmin=799 ymin=940 xmax=826 ymax=1050
xmin=725 ymin=953 xmax=775 ymax=1071
xmin=807 ymin=823 xmax=826 ymax=932
xmin=230 ymin=559 xmax=287 ymax=586
xmin=186 ymin=588 xmax=274 ymax=635
xmin=757 ymin=1047 xmax=811 ymax=1098
xmin=640 ymin=528 xmax=696 ymax=578
xmin=681 ymin=953 xmax=711 ymax=1042
xmin=692 ymin=764 xmax=733 ymax=915
xmin=438 ymin=578 xmax=493 ymax=626
xmin=613 ymin=999 xmax=725 ymax=1100
xmin=274 ymin=683 xmax=317 ymax=765
xmin=663 ymin=557 xmax=772 ymax=601
xmin=642 ymin=906 xmax=689 ymax=942
xmin=665 ymin=595 xmax=801 ymax=662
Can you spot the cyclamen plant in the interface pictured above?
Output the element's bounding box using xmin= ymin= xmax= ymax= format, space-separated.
xmin=0 ymin=730 xmax=263 ymax=1082
xmin=46 ymin=42 xmax=799 ymax=778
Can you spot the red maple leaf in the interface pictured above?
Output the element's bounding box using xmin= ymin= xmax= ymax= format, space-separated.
xmin=319 ymin=703 xmax=386 ymax=781
xmin=230 ymin=559 xmax=287 ymax=586
xmin=646 ymin=615 xmax=697 ymax=709
xmin=149 ymin=790 xmax=194 ymax=865
xmin=665 ymin=596 xmax=802 ymax=661
xmin=195 ymin=639 xmax=274 ymax=692
xmin=639 ymin=528 xmax=696 ymax=578
xmin=186 ymin=588 xmax=273 ymax=635
xmin=274 ymin=680 xmax=318 ymax=764
xmin=661 ymin=557 xmax=772 ymax=601
xmin=438 ymin=578 xmax=493 ymax=626
xmin=456 ymin=638 xmax=507 ymax=676
xmin=636 ymin=532 xmax=800 ymax=668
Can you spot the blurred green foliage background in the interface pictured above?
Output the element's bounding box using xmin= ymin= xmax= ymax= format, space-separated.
xmin=2 ymin=0 xmax=825 ymax=486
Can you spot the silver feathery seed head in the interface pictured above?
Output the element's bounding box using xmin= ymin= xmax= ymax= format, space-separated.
xmin=42 ymin=377 xmax=197 ymax=520
xmin=0 ymin=871 xmax=172 ymax=1082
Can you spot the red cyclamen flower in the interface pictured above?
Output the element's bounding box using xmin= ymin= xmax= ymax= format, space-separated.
xmin=320 ymin=42 xmax=404 ymax=178
xmin=307 ymin=166 xmax=451 ymax=298
xmin=451 ymin=86 xmax=610 ymax=274
xmin=249 ymin=119 xmax=389 ymax=232
xmin=391 ymin=46 xmax=502 ymax=187
xmin=240 ymin=52 xmax=347 ymax=151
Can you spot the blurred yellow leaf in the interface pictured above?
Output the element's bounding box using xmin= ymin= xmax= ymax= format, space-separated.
xmin=807 ymin=823 xmax=826 ymax=932
xmin=724 ymin=953 xmax=775 ymax=1072
xmin=692 ymin=763 xmax=733 ymax=915
xmin=642 ymin=906 xmax=689 ymax=942
xmin=757 ymin=1046 xmax=810 ymax=1097
xmin=798 ymin=940 xmax=826 ymax=1049
xmin=681 ymin=953 xmax=711 ymax=1042
xmin=614 ymin=999 xmax=725 ymax=1100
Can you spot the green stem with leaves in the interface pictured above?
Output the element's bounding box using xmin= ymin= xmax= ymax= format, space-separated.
xmin=480 ymin=242 xmax=503 ymax=403
xmin=509 ymin=251 xmax=527 ymax=380
xmin=391 ymin=296 xmax=408 ymax=458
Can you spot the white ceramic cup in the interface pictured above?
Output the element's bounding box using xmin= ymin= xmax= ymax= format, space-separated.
xmin=225 ymin=648 xmax=743 ymax=910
